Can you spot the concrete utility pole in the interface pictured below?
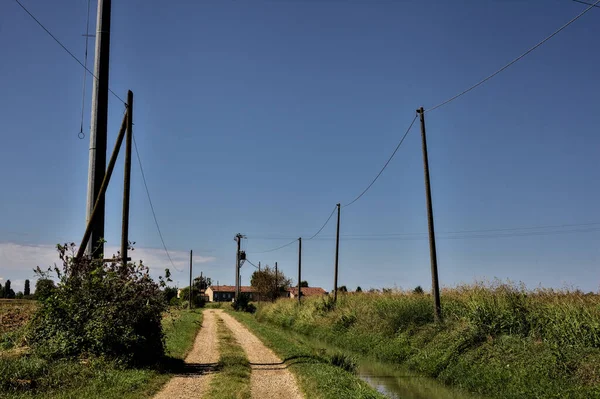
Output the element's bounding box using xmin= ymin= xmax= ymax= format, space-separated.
xmin=189 ymin=250 xmax=193 ymax=309
xmin=120 ymin=90 xmax=133 ymax=267
xmin=85 ymin=0 xmax=112 ymax=257
xmin=334 ymin=203 xmax=341 ymax=302
xmin=417 ymin=107 xmax=442 ymax=321
xmin=297 ymin=238 xmax=302 ymax=303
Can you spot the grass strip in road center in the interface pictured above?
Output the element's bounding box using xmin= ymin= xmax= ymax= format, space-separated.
xmin=228 ymin=311 xmax=385 ymax=399
xmin=207 ymin=315 xmax=251 ymax=399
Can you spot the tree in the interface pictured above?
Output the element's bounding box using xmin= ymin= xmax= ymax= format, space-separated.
xmin=193 ymin=275 xmax=212 ymax=291
xmin=16 ymin=291 xmax=24 ymax=299
xmin=24 ymin=279 xmax=31 ymax=296
xmin=0 ymin=282 xmax=3 ymax=298
xmin=250 ymin=266 xmax=292 ymax=302
xmin=413 ymin=285 xmax=424 ymax=295
xmin=356 ymin=286 xmax=362 ymax=292
xmin=35 ymin=278 xmax=56 ymax=301
xmin=4 ymin=280 xmax=15 ymax=299
xmin=300 ymin=280 xmax=309 ymax=287
xmin=163 ymin=286 xmax=178 ymax=303
xmin=338 ymin=285 xmax=348 ymax=293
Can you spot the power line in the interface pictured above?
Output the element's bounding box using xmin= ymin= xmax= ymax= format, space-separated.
xmin=132 ymin=134 xmax=182 ymax=272
xmin=245 ymin=259 xmax=260 ymax=269
xmin=249 ymin=238 xmax=298 ymax=254
xmin=572 ymin=0 xmax=600 ymax=7
xmin=343 ymin=115 xmax=418 ymax=208
xmin=305 ymin=205 xmax=338 ymax=240
xmin=14 ymin=0 xmax=127 ymax=106
xmin=426 ymin=0 xmax=600 ymax=113
xmin=248 ymin=222 xmax=600 ymax=240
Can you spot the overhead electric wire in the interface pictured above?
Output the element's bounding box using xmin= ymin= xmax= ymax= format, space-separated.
xmin=305 ymin=205 xmax=338 ymax=241
xmin=426 ymin=0 xmax=600 ymax=113
xmin=14 ymin=0 xmax=127 ymax=106
xmin=249 ymin=238 xmax=298 ymax=254
xmin=572 ymin=0 xmax=600 ymax=7
xmin=343 ymin=115 xmax=418 ymax=208
xmin=132 ymin=135 xmax=182 ymax=272
xmin=245 ymin=259 xmax=260 ymax=269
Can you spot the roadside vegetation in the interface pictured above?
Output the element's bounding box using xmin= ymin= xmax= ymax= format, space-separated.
xmin=255 ymin=281 xmax=600 ymax=398
xmin=0 ymin=243 xmax=203 ymax=399
xmin=229 ymin=311 xmax=386 ymax=399
xmin=207 ymin=315 xmax=251 ymax=399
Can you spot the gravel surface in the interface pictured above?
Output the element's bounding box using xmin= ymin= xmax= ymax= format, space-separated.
xmin=153 ymin=310 xmax=220 ymax=399
xmin=219 ymin=310 xmax=304 ymax=399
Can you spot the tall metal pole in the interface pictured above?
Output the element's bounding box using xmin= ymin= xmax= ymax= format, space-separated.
xmin=297 ymin=238 xmax=302 ymax=303
xmin=85 ymin=0 xmax=112 ymax=257
xmin=121 ymin=90 xmax=133 ymax=267
xmin=334 ymin=203 xmax=341 ymax=302
xmin=189 ymin=250 xmax=193 ymax=309
xmin=417 ymin=107 xmax=441 ymax=321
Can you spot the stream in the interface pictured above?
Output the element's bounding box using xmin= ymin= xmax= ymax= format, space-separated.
xmin=297 ymin=334 xmax=482 ymax=399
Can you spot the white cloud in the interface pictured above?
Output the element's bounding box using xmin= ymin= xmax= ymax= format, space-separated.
xmin=0 ymin=242 xmax=216 ymax=292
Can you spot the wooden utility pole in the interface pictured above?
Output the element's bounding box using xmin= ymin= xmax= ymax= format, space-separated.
xmin=85 ymin=0 xmax=112 ymax=257
xmin=235 ymin=234 xmax=243 ymax=300
xmin=334 ymin=203 xmax=341 ymax=302
xmin=297 ymin=238 xmax=302 ymax=303
xmin=189 ymin=250 xmax=193 ymax=309
xmin=275 ymin=261 xmax=278 ymax=299
xmin=121 ymin=90 xmax=133 ymax=267
xmin=258 ymin=261 xmax=261 ymax=272
xmin=417 ymin=107 xmax=441 ymax=321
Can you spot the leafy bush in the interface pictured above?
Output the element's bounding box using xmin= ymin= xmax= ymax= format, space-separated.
xmin=232 ymin=293 xmax=256 ymax=313
xmin=28 ymin=243 xmax=168 ymax=365
xmin=329 ymin=352 xmax=357 ymax=373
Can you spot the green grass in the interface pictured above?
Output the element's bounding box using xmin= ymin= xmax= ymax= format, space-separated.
xmin=207 ymin=315 xmax=251 ymax=399
xmin=253 ymin=282 xmax=600 ymax=399
xmin=0 ymin=308 xmax=203 ymax=399
xmin=228 ymin=311 xmax=386 ymax=399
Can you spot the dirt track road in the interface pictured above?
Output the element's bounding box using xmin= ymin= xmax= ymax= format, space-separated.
xmin=154 ymin=309 xmax=303 ymax=399
xmin=153 ymin=309 xmax=219 ymax=399
xmin=219 ymin=310 xmax=303 ymax=399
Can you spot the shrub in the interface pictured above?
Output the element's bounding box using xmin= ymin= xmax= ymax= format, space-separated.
xmin=232 ymin=294 xmax=256 ymax=313
xmin=28 ymin=243 xmax=168 ymax=365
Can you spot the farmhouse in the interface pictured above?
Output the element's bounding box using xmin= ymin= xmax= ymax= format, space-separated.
xmin=288 ymin=287 xmax=327 ymax=298
xmin=206 ymin=285 xmax=257 ymax=302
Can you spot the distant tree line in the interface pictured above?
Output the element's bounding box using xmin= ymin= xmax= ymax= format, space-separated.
xmin=0 ymin=278 xmax=56 ymax=300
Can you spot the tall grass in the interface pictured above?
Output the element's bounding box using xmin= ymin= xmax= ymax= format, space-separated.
xmin=255 ymin=282 xmax=600 ymax=398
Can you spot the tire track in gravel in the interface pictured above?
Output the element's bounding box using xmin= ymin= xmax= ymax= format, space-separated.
xmin=218 ymin=310 xmax=304 ymax=399
xmin=153 ymin=309 xmax=219 ymax=399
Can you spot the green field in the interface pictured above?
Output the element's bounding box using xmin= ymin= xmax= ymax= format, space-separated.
xmin=255 ymin=283 xmax=600 ymax=399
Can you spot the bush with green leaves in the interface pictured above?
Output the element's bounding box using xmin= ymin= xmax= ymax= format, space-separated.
xmin=28 ymin=243 xmax=168 ymax=365
xmin=232 ymin=293 xmax=256 ymax=313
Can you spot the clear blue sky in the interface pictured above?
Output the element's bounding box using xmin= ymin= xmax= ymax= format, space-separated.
xmin=1 ymin=0 xmax=599 ymax=294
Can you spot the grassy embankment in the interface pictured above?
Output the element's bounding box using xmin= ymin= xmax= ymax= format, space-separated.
xmin=229 ymin=311 xmax=386 ymax=399
xmin=207 ymin=315 xmax=251 ymax=399
xmin=0 ymin=304 xmax=203 ymax=399
xmin=256 ymin=283 xmax=600 ymax=399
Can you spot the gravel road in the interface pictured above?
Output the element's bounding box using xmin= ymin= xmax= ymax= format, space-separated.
xmin=219 ymin=310 xmax=304 ymax=399
xmin=153 ymin=309 xmax=220 ymax=399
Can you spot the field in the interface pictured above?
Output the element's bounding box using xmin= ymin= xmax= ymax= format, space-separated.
xmin=256 ymin=282 xmax=600 ymax=398
xmin=0 ymin=300 xmax=37 ymax=352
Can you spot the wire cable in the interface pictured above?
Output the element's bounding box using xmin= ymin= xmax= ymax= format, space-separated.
xmin=245 ymin=259 xmax=260 ymax=270
xmin=249 ymin=238 xmax=298 ymax=254
xmin=132 ymin=134 xmax=182 ymax=272
xmin=305 ymin=205 xmax=338 ymax=240
xmin=14 ymin=0 xmax=127 ymax=106
xmin=426 ymin=0 xmax=600 ymax=113
xmin=572 ymin=0 xmax=600 ymax=7
xmin=343 ymin=114 xmax=418 ymax=208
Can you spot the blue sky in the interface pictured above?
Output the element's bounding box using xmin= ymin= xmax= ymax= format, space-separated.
xmin=1 ymin=0 xmax=599 ymax=294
